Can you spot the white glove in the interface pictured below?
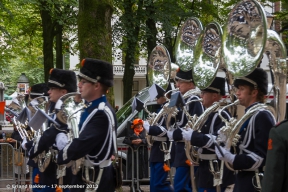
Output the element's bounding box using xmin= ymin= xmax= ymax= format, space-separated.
xmin=215 ymin=145 xmax=235 ymax=164
xmin=217 ymin=130 xmax=227 ymax=143
xmin=167 ymin=130 xmax=174 ymax=140
xmin=143 ymin=121 xmax=150 ymax=133
xmin=56 ymin=133 xmax=68 ymax=150
xmin=21 ymin=137 xmax=27 ymax=150
xmin=181 ymin=129 xmax=193 ymax=141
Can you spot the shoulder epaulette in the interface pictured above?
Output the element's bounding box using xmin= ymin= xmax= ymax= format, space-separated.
xmin=275 ymin=119 xmax=288 ymax=128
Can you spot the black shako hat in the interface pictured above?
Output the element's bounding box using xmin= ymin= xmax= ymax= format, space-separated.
xmin=48 ymin=68 xmax=77 ymax=93
xmin=30 ymin=83 xmax=49 ymax=99
xmin=174 ymin=68 xmax=193 ymax=82
xmin=234 ymin=68 xmax=268 ymax=95
xmin=79 ymin=58 xmax=113 ymax=87
xmin=201 ymin=77 xmax=226 ymax=96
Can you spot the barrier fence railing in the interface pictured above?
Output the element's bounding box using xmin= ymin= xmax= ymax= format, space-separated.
xmin=0 ymin=143 xmax=32 ymax=192
xmin=118 ymin=143 xmax=175 ymax=192
xmin=1 ymin=142 xmax=172 ymax=191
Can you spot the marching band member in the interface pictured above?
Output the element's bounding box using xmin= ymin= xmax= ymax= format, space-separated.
xmin=215 ymin=68 xmax=276 ymax=192
xmin=21 ymin=83 xmax=49 ymax=192
xmin=262 ymin=119 xmax=288 ymax=192
xmin=29 ymin=69 xmax=77 ymax=192
xmin=56 ymin=58 xmax=116 ymax=192
xmin=143 ymin=84 xmax=173 ymax=192
xmin=167 ymin=69 xmax=204 ymax=192
xmin=182 ymin=77 xmax=235 ymax=192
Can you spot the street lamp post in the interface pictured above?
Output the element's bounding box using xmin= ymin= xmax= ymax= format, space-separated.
xmin=17 ymin=73 xmax=29 ymax=95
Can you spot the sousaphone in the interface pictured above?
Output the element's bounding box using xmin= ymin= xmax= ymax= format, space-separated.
xmin=147 ymin=44 xmax=171 ymax=90
xmin=222 ymin=0 xmax=267 ymax=78
xmin=192 ymin=22 xmax=223 ymax=89
xmin=174 ymin=17 xmax=203 ymax=71
xmin=265 ymin=29 xmax=287 ymax=122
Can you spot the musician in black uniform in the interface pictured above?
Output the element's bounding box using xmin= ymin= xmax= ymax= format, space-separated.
xmin=21 ymin=83 xmax=49 ymax=192
xmin=262 ymin=119 xmax=288 ymax=192
xmin=143 ymin=83 xmax=173 ymax=192
xmin=182 ymin=77 xmax=235 ymax=192
xmin=167 ymin=69 xmax=204 ymax=192
xmin=215 ymin=68 xmax=276 ymax=192
xmin=56 ymin=58 xmax=116 ymax=192
xmin=29 ymin=69 xmax=77 ymax=192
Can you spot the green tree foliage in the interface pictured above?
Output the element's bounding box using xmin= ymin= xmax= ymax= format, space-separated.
xmin=0 ymin=0 xmax=78 ymax=95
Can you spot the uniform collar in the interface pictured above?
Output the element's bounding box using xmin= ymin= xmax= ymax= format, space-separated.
xmin=86 ymin=95 xmax=107 ymax=109
xmin=245 ymin=102 xmax=260 ymax=112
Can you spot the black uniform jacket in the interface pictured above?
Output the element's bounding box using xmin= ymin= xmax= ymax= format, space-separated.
xmin=172 ymin=94 xmax=204 ymax=167
xmin=232 ymin=102 xmax=275 ymax=192
xmin=26 ymin=140 xmax=38 ymax=167
xmin=148 ymin=114 xmax=171 ymax=163
xmin=262 ymin=119 xmax=288 ymax=192
xmin=29 ymin=104 xmax=70 ymax=186
xmin=57 ymin=96 xmax=116 ymax=192
xmin=191 ymin=109 xmax=235 ymax=188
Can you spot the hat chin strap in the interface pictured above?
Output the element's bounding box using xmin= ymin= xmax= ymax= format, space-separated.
xmin=174 ymin=76 xmax=193 ymax=82
xmin=206 ymin=87 xmax=220 ymax=93
xmin=48 ymin=80 xmax=65 ymax=87
xmin=78 ymin=72 xmax=100 ymax=83
xmin=236 ymin=77 xmax=257 ymax=89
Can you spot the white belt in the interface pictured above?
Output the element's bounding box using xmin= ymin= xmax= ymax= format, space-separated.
xmin=84 ymin=159 xmax=112 ymax=168
xmin=152 ymin=136 xmax=167 ymax=142
xmin=198 ymin=153 xmax=217 ymax=160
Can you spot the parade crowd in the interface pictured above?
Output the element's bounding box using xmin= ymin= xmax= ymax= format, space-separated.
xmin=0 ymin=59 xmax=285 ymax=192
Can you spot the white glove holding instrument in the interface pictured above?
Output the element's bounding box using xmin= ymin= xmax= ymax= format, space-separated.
xmin=181 ymin=128 xmax=194 ymax=141
xmin=215 ymin=145 xmax=235 ymax=164
xmin=21 ymin=137 xmax=27 ymax=150
xmin=143 ymin=121 xmax=150 ymax=133
xmin=167 ymin=129 xmax=174 ymax=140
xmin=56 ymin=132 xmax=68 ymax=150
xmin=217 ymin=130 xmax=227 ymax=143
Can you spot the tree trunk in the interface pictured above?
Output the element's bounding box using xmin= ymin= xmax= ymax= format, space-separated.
xmin=40 ymin=1 xmax=54 ymax=82
xmin=122 ymin=0 xmax=143 ymax=104
xmin=55 ymin=23 xmax=63 ymax=69
xmin=78 ymin=0 xmax=114 ymax=105
xmin=145 ymin=2 xmax=157 ymax=87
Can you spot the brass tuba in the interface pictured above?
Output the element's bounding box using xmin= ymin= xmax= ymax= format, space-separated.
xmin=55 ymin=92 xmax=86 ymax=141
xmin=264 ymin=29 xmax=287 ymax=122
xmin=146 ymin=44 xmax=172 ymax=145
xmin=54 ymin=92 xmax=86 ymax=175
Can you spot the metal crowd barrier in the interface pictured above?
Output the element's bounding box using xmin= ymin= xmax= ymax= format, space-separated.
xmin=0 ymin=143 xmax=32 ymax=192
xmin=118 ymin=143 xmax=175 ymax=192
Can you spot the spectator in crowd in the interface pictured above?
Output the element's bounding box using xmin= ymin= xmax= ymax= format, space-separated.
xmin=115 ymin=105 xmax=119 ymax=112
xmin=123 ymin=118 xmax=148 ymax=192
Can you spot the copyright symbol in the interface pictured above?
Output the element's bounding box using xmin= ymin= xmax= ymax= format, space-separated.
xmin=6 ymin=184 xmax=10 ymax=188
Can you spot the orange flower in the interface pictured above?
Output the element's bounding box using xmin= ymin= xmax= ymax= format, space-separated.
xmin=185 ymin=159 xmax=192 ymax=166
xmin=163 ymin=163 xmax=170 ymax=172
